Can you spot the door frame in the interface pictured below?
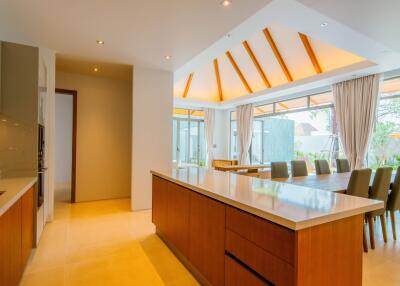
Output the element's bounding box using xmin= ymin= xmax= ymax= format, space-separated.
xmin=55 ymin=88 xmax=77 ymax=203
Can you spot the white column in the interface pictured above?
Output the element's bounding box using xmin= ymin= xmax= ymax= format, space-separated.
xmin=131 ymin=66 xmax=173 ymax=210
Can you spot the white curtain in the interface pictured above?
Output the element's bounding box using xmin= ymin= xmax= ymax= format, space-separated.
xmin=236 ymin=104 xmax=254 ymax=165
xmin=204 ymin=108 xmax=215 ymax=168
xmin=333 ymin=74 xmax=380 ymax=170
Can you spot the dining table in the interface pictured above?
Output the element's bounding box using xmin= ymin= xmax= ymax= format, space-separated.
xmin=272 ymin=172 xmax=396 ymax=193
xmin=214 ymin=164 xmax=270 ymax=173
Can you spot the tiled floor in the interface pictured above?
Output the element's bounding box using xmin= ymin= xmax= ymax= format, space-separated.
xmin=21 ymin=190 xmax=400 ymax=285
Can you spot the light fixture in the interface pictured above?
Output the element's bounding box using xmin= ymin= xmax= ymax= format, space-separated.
xmin=94 ymin=67 xmax=99 ymax=72
xmin=320 ymin=22 xmax=328 ymax=27
xmin=165 ymin=55 xmax=171 ymax=60
xmin=96 ymin=40 xmax=104 ymax=45
xmin=221 ymin=0 xmax=231 ymax=7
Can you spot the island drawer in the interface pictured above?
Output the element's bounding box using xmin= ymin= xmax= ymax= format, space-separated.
xmin=226 ymin=206 xmax=294 ymax=265
xmin=225 ymin=254 xmax=270 ymax=286
xmin=226 ymin=229 xmax=294 ymax=286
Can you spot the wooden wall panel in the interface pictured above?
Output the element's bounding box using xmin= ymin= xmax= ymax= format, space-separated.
xmin=0 ymin=199 xmax=22 ymax=286
xmin=21 ymin=187 xmax=34 ymax=268
xmin=188 ymin=191 xmax=226 ymax=286
xmin=295 ymin=214 xmax=363 ymax=286
xmin=152 ymin=176 xmax=169 ymax=234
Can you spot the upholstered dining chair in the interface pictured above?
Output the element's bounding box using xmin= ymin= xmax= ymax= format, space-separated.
xmin=291 ymin=160 xmax=308 ymax=177
xmin=346 ymin=168 xmax=372 ymax=252
xmin=315 ymin=160 xmax=331 ymax=175
xmin=367 ymin=167 xmax=393 ymax=249
xmin=386 ymin=167 xmax=400 ymax=240
xmin=271 ymin=162 xmax=289 ymax=179
xmin=336 ymin=158 xmax=350 ymax=173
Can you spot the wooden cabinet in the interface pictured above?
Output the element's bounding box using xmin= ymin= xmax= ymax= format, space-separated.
xmin=152 ymin=176 xmax=169 ymax=234
xmin=225 ymin=255 xmax=268 ymax=286
xmin=188 ymin=191 xmax=226 ymax=286
xmin=0 ymin=186 xmax=35 ymax=286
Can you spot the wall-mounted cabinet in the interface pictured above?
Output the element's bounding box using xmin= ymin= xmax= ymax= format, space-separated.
xmin=0 ymin=41 xmax=39 ymax=125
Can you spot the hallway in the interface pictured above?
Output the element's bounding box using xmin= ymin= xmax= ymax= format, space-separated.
xmin=21 ymin=198 xmax=198 ymax=286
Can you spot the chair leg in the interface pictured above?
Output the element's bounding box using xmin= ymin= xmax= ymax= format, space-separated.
xmin=363 ymin=224 xmax=368 ymax=253
xmin=380 ymin=214 xmax=388 ymax=243
xmin=368 ymin=216 xmax=375 ymax=249
xmin=390 ymin=210 xmax=397 ymax=240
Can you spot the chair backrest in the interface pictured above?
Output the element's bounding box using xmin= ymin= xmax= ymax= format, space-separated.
xmin=271 ymin=162 xmax=289 ymax=179
xmin=315 ymin=160 xmax=331 ymax=175
xmin=291 ymin=160 xmax=308 ymax=177
xmin=336 ymin=158 xmax=350 ymax=173
xmin=347 ymin=168 xmax=372 ymax=198
xmin=387 ymin=167 xmax=400 ymax=211
xmin=370 ymin=167 xmax=393 ymax=204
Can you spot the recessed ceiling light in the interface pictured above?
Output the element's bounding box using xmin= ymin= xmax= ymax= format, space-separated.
xmin=94 ymin=67 xmax=99 ymax=72
xmin=96 ymin=40 xmax=104 ymax=45
xmin=165 ymin=55 xmax=171 ymax=60
xmin=320 ymin=22 xmax=328 ymax=27
xmin=221 ymin=0 xmax=231 ymax=7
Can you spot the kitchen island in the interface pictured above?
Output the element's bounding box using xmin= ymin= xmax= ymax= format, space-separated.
xmin=151 ymin=167 xmax=383 ymax=286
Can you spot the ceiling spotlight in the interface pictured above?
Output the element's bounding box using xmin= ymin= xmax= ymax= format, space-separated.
xmin=96 ymin=40 xmax=104 ymax=45
xmin=221 ymin=0 xmax=231 ymax=7
xmin=94 ymin=67 xmax=99 ymax=72
xmin=165 ymin=55 xmax=171 ymax=60
xmin=320 ymin=22 xmax=328 ymax=28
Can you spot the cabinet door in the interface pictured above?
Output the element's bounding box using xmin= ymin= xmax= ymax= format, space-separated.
xmin=21 ymin=187 xmax=34 ymax=269
xmin=0 ymin=199 xmax=22 ymax=286
xmin=152 ymin=175 xmax=169 ymax=234
xmin=188 ymin=192 xmax=225 ymax=286
xmin=166 ymin=182 xmax=190 ymax=256
xmin=225 ymin=255 xmax=269 ymax=286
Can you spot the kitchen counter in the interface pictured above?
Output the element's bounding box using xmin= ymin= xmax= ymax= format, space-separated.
xmin=0 ymin=177 xmax=37 ymax=216
xmin=151 ymin=167 xmax=382 ymax=230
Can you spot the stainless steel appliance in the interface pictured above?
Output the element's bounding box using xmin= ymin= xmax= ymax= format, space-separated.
xmin=38 ymin=124 xmax=46 ymax=207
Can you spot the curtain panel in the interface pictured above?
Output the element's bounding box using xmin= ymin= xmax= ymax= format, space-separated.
xmin=236 ymin=104 xmax=254 ymax=165
xmin=333 ymin=74 xmax=380 ymax=169
xmin=204 ymin=108 xmax=215 ymax=168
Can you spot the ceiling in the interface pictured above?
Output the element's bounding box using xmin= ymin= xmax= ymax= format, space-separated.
xmin=0 ymin=0 xmax=271 ymax=71
xmin=174 ymin=23 xmax=365 ymax=102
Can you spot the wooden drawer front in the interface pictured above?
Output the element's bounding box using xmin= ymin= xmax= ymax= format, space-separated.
xmin=226 ymin=206 xmax=294 ymax=265
xmin=226 ymin=230 xmax=294 ymax=286
xmin=225 ymin=255 xmax=269 ymax=286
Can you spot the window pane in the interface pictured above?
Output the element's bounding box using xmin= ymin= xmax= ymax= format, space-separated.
xmin=310 ymin=92 xmax=333 ymax=107
xmin=367 ymin=96 xmax=400 ymax=169
xmin=275 ymin=97 xmax=308 ymax=112
xmin=172 ymin=119 xmax=177 ymax=162
xmin=179 ymin=120 xmax=189 ymax=163
xmin=189 ymin=121 xmax=199 ymax=164
xmin=231 ymin=111 xmax=237 ymax=121
xmin=382 ymin=77 xmax=400 ymax=97
xmin=251 ymin=121 xmax=263 ymax=164
xmin=230 ymin=121 xmax=238 ymax=160
xmin=174 ymin=108 xmax=189 ymax=119
xmin=254 ymin=104 xmax=273 ymax=117
xmin=199 ymin=121 xmax=206 ymax=166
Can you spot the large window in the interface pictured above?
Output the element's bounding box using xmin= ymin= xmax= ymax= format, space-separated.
xmin=230 ymin=77 xmax=400 ymax=170
xmin=173 ymin=109 xmax=206 ymax=166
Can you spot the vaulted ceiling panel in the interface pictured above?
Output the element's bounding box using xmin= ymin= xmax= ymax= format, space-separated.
xmin=218 ymin=54 xmax=248 ymax=101
xmin=188 ymin=63 xmax=219 ymax=102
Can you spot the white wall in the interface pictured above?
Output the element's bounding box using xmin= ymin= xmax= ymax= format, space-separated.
xmin=132 ymin=66 xmax=173 ymax=210
xmin=213 ymin=109 xmax=230 ymax=159
xmin=54 ymin=94 xmax=72 ymax=186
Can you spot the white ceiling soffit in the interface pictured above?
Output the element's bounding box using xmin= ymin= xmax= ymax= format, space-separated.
xmin=0 ymin=0 xmax=272 ymax=71
xmin=174 ymin=0 xmax=400 ymax=108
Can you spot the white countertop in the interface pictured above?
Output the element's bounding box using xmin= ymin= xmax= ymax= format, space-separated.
xmin=151 ymin=167 xmax=383 ymax=230
xmin=0 ymin=177 xmax=37 ymax=216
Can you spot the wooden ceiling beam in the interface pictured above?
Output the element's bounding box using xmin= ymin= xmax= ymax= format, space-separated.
xmin=278 ymin=102 xmax=289 ymax=110
xmin=298 ymin=33 xmax=322 ymax=74
xmin=182 ymin=73 xmax=194 ymax=98
xmin=213 ymin=59 xmax=223 ymax=101
xmin=263 ymin=28 xmax=293 ymax=82
xmin=225 ymin=51 xmax=253 ymax=94
xmin=242 ymin=40 xmax=271 ymax=88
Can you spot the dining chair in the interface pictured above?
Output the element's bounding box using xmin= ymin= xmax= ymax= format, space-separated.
xmin=367 ymin=167 xmax=393 ymax=249
xmin=291 ymin=160 xmax=308 ymax=177
xmin=346 ymin=168 xmax=372 ymax=252
xmin=271 ymin=162 xmax=289 ymax=179
xmin=315 ymin=159 xmax=331 ymax=175
xmin=336 ymin=158 xmax=350 ymax=173
xmin=386 ymin=166 xmax=400 ymax=240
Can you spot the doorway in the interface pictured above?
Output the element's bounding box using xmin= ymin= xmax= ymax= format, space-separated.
xmin=54 ymin=88 xmax=77 ymax=203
